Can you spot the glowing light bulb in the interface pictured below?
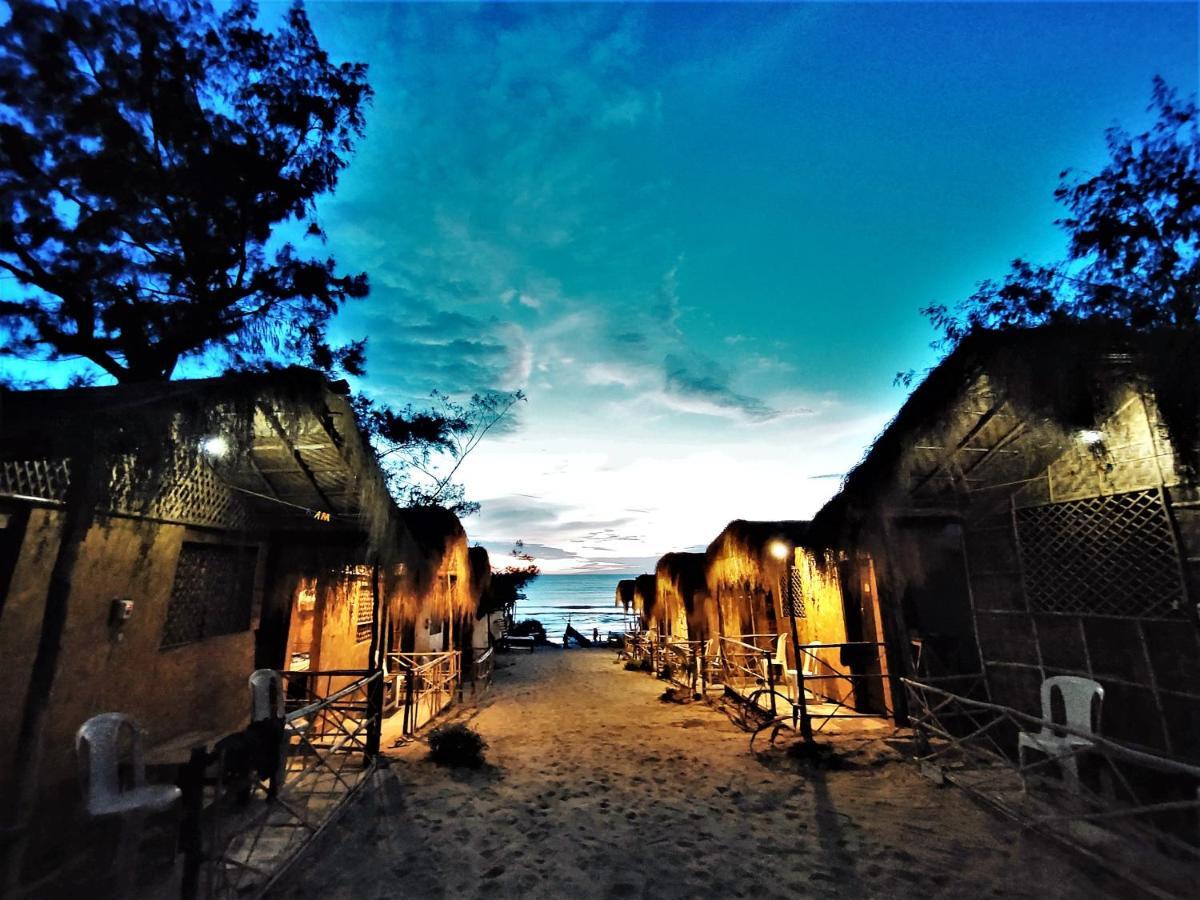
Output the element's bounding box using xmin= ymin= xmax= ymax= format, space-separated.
xmin=201 ymin=435 xmax=229 ymax=457
xmin=1076 ymin=429 xmax=1104 ymax=446
xmin=768 ymin=540 xmax=790 ymax=561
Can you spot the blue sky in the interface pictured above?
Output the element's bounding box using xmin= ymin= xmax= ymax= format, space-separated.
xmin=6 ymin=2 xmax=1197 ymax=573
xmin=292 ymin=1 xmax=1196 ymax=572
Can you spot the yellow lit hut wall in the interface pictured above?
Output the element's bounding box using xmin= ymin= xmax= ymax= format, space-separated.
xmin=704 ymin=520 xmax=808 ymax=646
xmin=0 ymin=511 xmax=260 ymax=812
xmin=393 ymin=507 xmax=476 ymax=655
xmin=788 ymin=547 xmax=856 ymax=707
xmin=812 ymin=325 xmax=1200 ymax=758
xmin=278 ymin=565 xmax=376 ymax=675
xmin=654 ymin=552 xmax=707 ymax=642
xmin=633 ymin=574 xmax=656 ymax=633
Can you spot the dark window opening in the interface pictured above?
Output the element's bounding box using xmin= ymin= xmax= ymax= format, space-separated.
xmin=161 ymin=542 xmax=257 ymax=648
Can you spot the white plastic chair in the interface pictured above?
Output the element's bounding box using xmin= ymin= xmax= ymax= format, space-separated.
xmin=758 ymin=634 xmax=786 ymax=685
xmin=761 ymin=635 xmax=819 ymax=701
xmin=76 ymin=713 xmax=182 ymax=898
xmin=249 ymin=668 xmax=284 ymax=722
xmin=1018 ymin=676 xmax=1104 ymax=793
xmin=76 ymin=713 xmax=182 ymax=818
xmin=792 ymin=640 xmax=823 ymax=701
xmin=248 ymin=669 xmax=289 ymax=791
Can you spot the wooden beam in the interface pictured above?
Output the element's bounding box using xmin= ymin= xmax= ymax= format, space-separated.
xmin=257 ymin=403 xmax=338 ymax=512
xmin=959 ymin=421 xmax=1027 ymax=483
xmin=910 ymin=401 xmax=1004 ymax=495
xmin=246 ymin=454 xmax=281 ymax=501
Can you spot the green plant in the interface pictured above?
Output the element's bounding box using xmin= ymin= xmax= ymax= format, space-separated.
xmin=659 ymin=663 xmax=675 ymax=681
xmin=638 ymin=657 xmax=653 ymax=673
xmin=427 ymin=723 xmax=488 ymax=768
xmin=624 ymin=660 xmax=642 ymax=671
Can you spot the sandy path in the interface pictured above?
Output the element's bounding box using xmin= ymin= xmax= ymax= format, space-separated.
xmin=268 ymin=649 xmax=1118 ymax=899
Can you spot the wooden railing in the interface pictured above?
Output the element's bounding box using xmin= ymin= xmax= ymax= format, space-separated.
xmin=904 ymin=678 xmax=1199 ymax=898
xmin=467 ymin=646 xmax=495 ymax=696
xmin=384 ymin=651 xmax=460 ymax=736
xmin=197 ymin=669 xmax=380 ymax=898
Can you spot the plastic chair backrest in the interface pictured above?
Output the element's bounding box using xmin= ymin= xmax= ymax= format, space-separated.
xmin=76 ymin=713 xmax=145 ymax=816
xmin=1041 ymin=675 xmax=1104 ymax=735
xmin=250 ymin=669 xmax=284 ymax=722
xmin=772 ymin=634 xmax=787 ymax=666
xmin=802 ymin=640 xmax=823 ymax=677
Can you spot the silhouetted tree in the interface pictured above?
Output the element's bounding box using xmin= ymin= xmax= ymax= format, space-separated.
xmin=922 ymin=78 xmax=1199 ymax=350
xmin=0 ymin=2 xmax=372 ymax=888
xmin=363 ymin=389 xmax=526 ymax=516
xmin=0 ymin=0 xmax=371 ymax=382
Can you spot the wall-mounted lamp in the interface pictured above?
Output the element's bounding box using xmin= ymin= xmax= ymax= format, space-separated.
xmin=1076 ymin=429 xmax=1105 ymax=446
xmin=201 ymin=435 xmax=229 ymax=457
xmin=768 ymin=540 xmax=790 ymax=561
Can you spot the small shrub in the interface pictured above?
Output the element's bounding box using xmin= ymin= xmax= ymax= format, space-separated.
xmin=659 ymin=663 xmax=674 ymax=681
xmin=638 ymin=658 xmax=653 ymax=673
xmin=624 ymin=660 xmax=642 ymax=671
xmin=428 ymin=723 xmax=488 ymax=768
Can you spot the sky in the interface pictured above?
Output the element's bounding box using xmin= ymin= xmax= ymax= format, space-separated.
xmin=7 ymin=1 xmax=1199 ymax=574
xmin=295 ymin=1 xmax=1197 ymax=574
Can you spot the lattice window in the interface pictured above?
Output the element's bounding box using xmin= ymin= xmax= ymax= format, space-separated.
xmin=0 ymin=455 xmax=244 ymax=529
xmin=153 ymin=458 xmax=246 ymax=529
xmin=786 ymin=567 xmax=807 ymax=618
xmin=161 ymin=542 xmax=257 ymax=648
xmin=1015 ymin=489 xmax=1186 ymax=618
xmin=352 ymin=577 xmax=374 ymax=643
xmin=0 ymin=459 xmax=70 ymax=501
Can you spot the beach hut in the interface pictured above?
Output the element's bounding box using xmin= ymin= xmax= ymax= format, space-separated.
xmin=811 ymin=323 xmax=1200 ymax=758
xmin=377 ymin=506 xmax=476 ymax=732
xmin=704 ymin=520 xmax=868 ymax=707
xmin=654 ymin=552 xmax=710 ymax=642
xmin=705 ymin=520 xmax=810 ymax=645
xmin=392 ymin=506 xmax=474 ymax=654
xmin=615 ymin=578 xmax=637 ymax=630
xmin=467 ymin=545 xmax=494 ymax=652
xmin=632 ymin=574 xmax=656 ymax=631
xmin=0 ymin=368 xmax=400 ymax=885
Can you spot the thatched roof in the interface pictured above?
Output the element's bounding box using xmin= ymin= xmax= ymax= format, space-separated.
xmin=468 ymin=545 xmax=492 ymax=609
xmin=0 ymin=367 xmax=401 ymax=555
xmin=396 ymin=505 xmax=469 ymax=600
xmin=615 ymin=579 xmax=636 ymax=608
xmin=633 ymin=573 xmax=656 ymax=618
xmin=707 ymin=520 xmax=809 ymax=557
xmin=809 ymin=322 xmax=1198 ymax=546
xmin=706 ymin=520 xmax=809 ymax=590
xmin=398 ymin=505 xmax=466 ymax=558
xmin=655 ymin=552 xmax=706 ymax=614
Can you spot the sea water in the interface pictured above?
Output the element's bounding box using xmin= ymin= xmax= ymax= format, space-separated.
xmin=513 ymin=574 xmax=638 ymax=641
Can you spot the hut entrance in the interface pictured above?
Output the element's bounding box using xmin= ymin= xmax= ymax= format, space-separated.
xmin=894 ymin=519 xmax=979 ymax=677
xmin=836 ymin=556 xmax=890 ymax=715
xmin=284 ymin=580 xmax=319 ymax=671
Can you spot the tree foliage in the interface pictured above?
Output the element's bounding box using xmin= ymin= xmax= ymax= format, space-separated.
xmin=477 ymin=540 xmax=540 ymax=618
xmin=923 ymin=78 xmax=1199 ymax=350
xmin=0 ymin=0 xmax=372 ymax=382
xmin=362 ymin=389 xmax=526 ymax=516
